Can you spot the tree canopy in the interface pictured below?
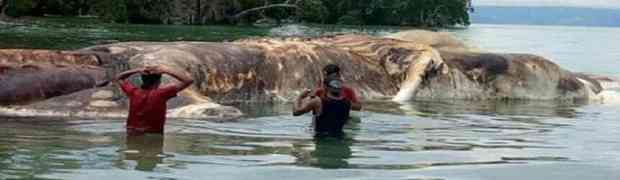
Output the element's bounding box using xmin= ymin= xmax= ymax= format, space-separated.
xmin=2 ymin=0 xmax=472 ymax=27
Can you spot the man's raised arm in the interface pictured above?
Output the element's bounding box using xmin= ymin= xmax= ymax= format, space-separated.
xmin=347 ymin=89 xmax=362 ymax=111
xmin=114 ymin=68 xmax=144 ymax=84
xmin=293 ymin=89 xmax=318 ymax=116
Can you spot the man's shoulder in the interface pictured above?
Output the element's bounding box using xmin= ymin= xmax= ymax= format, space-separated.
xmin=120 ymin=80 xmax=135 ymax=87
xmin=119 ymin=80 xmax=138 ymax=95
xmin=154 ymin=85 xmax=181 ymax=99
xmin=343 ymin=86 xmax=356 ymax=92
xmin=314 ymin=87 xmax=326 ymax=94
xmin=157 ymin=85 xmax=177 ymax=91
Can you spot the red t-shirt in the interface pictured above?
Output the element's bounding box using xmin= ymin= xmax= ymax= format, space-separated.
xmin=120 ymin=81 xmax=180 ymax=134
xmin=314 ymin=86 xmax=359 ymax=103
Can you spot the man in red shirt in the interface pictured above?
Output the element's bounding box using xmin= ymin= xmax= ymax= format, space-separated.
xmin=314 ymin=64 xmax=362 ymax=111
xmin=115 ymin=65 xmax=194 ymax=134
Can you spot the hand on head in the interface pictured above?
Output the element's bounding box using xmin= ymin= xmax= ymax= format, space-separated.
xmin=142 ymin=65 xmax=166 ymax=75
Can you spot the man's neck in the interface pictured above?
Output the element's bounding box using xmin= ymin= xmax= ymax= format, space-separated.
xmin=326 ymin=92 xmax=344 ymax=100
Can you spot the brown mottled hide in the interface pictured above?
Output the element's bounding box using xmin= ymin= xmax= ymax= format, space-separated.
xmin=82 ymin=35 xmax=423 ymax=103
xmin=84 ymin=34 xmax=603 ymax=103
xmin=0 ymin=49 xmax=100 ymax=65
xmin=0 ymin=33 xmax=607 ymax=111
xmin=0 ymin=50 xmax=105 ymax=105
xmin=234 ymin=35 xmax=407 ymax=101
xmin=406 ymin=51 xmax=603 ymax=100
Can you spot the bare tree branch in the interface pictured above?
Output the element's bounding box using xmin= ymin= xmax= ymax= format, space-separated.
xmin=0 ymin=0 xmax=6 ymax=18
xmin=284 ymin=0 xmax=302 ymax=4
xmin=232 ymin=4 xmax=300 ymax=19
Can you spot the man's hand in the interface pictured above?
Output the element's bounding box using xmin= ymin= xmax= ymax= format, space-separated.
xmin=293 ymin=89 xmax=318 ymax=116
xmin=143 ymin=66 xmax=162 ymax=75
xmin=299 ymin=89 xmax=312 ymax=99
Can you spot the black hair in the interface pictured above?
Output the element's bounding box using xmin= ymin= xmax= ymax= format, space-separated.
xmin=141 ymin=74 xmax=162 ymax=88
xmin=323 ymin=64 xmax=341 ymax=76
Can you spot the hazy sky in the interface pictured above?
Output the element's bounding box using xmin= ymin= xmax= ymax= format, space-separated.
xmin=476 ymin=0 xmax=620 ymax=8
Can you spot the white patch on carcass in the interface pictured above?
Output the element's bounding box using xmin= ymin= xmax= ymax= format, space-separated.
xmin=580 ymin=77 xmax=620 ymax=104
xmin=600 ymin=80 xmax=620 ymax=90
xmin=596 ymin=90 xmax=620 ymax=104
xmin=294 ymin=72 xmax=301 ymax=79
xmin=168 ymin=103 xmax=243 ymax=119
xmin=106 ymin=47 xmax=127 ymax=54
xmin=578 ymin=78 xmax=602 ymax=101
xmin=392 ymin=50 xmax=437 ymax=102
xmin=0 ymin=107 xmax=126 ymax=118
xmin=0 ymin=103 xmax=243 ymax=120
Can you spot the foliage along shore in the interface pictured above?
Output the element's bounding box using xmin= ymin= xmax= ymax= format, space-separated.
xmin=0 ymin=15 xmax=421 ymax=50
xmin=0 ymin=0 xmax=472 ymax=27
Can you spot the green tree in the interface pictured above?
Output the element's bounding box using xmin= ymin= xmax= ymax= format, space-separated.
xmin=262 ymin=0 xmax=291 ymax=23
xmin=201 ymin=0 xmax=242 ymax=24
xmin=297 ymin=0 xmax=327 ymax=23
xmin=5 ymin=0 xmax=34 ymax=17
xmin=126 ymin=0 xmax=176 ymax=24
xmin=1 ymin=0 xmax=472 ymax=27
xmin=92 ymin=0 xmax=128 ymax=23
xmin=40 ymin=0 xmax=93 ymax=16
xmin=0 ymin=0 xmax=6 ymax=17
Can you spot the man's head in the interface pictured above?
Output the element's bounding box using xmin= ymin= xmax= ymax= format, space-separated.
xmin=141 ymin=73 xmax=162 ymax=89
xmin=323 ymin=74 xmax=343 ymax=97
xmin=323 ymin=64 xmax=341 ymax=77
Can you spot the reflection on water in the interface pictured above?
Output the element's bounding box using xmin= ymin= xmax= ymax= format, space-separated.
xmin=309 ymin=136 xmax=353 ymax=169
xmin=121 ymin=134 xmax=165 ymax=171
xmin=1 ymin=98 xmax=619 ymax=180
xmin=365 ymin=99 xmax=585 ymax=119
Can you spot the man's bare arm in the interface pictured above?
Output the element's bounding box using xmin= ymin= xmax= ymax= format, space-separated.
xmin=114 ymin=68 xmax=144 ymax=84
xmin=351 ymin=101 xmax=362 ymax=111
xmin=293 ymin=89 xmax=317 ymax=116
xmin=349 ymin=90 xmax=362 ymax=111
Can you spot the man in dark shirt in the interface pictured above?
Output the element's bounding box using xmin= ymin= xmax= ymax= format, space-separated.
xmin=294 ymin=75 xmax=351 ymax=136
xmin=313 ymin=64 xmax=362 ymax=111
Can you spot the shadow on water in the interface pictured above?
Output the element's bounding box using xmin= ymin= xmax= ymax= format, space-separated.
xmin=120 ymin=134 xmax=166 ymax=171
xmin=364 ymin=99 xmax=588 ymax=119
xmin=293 ymin=118 xmax=361 ymax=169
xmin=308 ymin=136 xmax=354 ymax=169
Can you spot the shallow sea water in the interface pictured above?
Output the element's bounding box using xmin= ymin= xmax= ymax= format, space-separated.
xmin=1 ymin=99 xmax=620 ymax=180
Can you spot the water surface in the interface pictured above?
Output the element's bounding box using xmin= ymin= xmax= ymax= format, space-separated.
xmin=1 ymin=99 xmax=620 ymax=180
